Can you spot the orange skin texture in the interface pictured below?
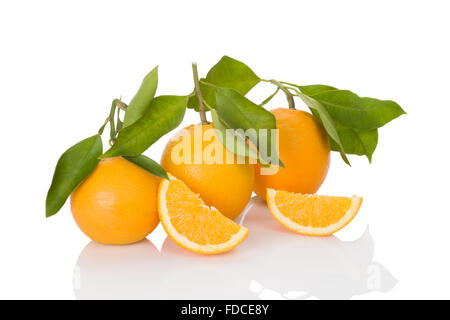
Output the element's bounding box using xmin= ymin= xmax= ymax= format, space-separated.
xmin=254 ymin=108 xmax=331 ymax=200
xmin=71 ymin=157 xmax=160 ymax=245
xmin=160 ymin=123 xmax=254 ymax=220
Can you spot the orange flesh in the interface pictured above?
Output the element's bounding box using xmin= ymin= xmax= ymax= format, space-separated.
xmin=274 ymin=191 xmax=352 ymax=228
xmin=165 ymin=179 xmax=241 ymax=245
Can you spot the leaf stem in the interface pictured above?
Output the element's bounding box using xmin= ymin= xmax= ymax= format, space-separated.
xmin=280 ymin=81 xmax=301 ymax=88
xmin=203 ymin=99 xmax=214 ymax=111
xmin=98 ymin=116 xmax=109 ymax=135
xmin=259 ymin=87 xmax=280 ymax=107
xmin=115 ymin=99 xmax=128 ymax=111
xmin=199 ymin=80 xmax=216 ymax=89
xmin=192 ymin=62 xmax=208 ymax=124
xmin=115 ymin=107 xmax=123 ymax=137
xmin=262 ymin=79 xmax=295 ymax=109
xmin=97 ymin=99 xmax=128 ymax=143
xmin=108 ymin=100 xmax=117 ymax=146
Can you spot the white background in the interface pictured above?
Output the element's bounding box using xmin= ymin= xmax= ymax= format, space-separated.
xmin=0 ymin=0 xmax=449 ymax=299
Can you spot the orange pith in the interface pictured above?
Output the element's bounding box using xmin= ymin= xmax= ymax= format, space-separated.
xmin=266 ymin=188 xmax=362 ymax=236
xmin=158 ymin=174 xmax=249 ymax=254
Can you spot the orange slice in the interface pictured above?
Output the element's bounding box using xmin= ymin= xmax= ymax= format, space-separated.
xmin=158 ymin=174 xmax=249 ymax=254
xmin=266 ymin=188 xmax=362 ymax=236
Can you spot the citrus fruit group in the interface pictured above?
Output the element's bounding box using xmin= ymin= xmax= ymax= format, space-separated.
xmin=161 ymin=123 xmax=254 ymax=220
xmin=266 ymin=188 xmax=362 ymax=236
xmin=71 ymin=157 xmax=160 ymax=245
xmin=254 ymin=108 xmax=331 ymax=200
xmin=158 ymin=173 xmax=249 ymax=254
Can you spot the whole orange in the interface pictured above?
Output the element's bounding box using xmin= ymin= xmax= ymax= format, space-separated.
xmin=160 ymin=123 xmax=254 ymax=220
xmin=254 ymin=108 xmax=330 ymax=200
xmin=71 ymin=157 xmax=160 ymax=245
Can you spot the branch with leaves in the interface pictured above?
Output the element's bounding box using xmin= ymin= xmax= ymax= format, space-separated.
xmin=46 ymin=56 xmax=405 ymax=218
xmin=46 ymin=67 xmax=186 ymax=217
xmin=188 ymin=56 xmax=405 ymax=164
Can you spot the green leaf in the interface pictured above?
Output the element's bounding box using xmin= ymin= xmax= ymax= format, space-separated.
xmin=124 ymin=154 xmax=168 ymax=179
xmin=214 ymin=87 xmax=283 ymax=167
xmin=188 ymin=56 xmax=260 ymax=110
xmin=309 ymin=106 xmax=378 ymax=163
xmin=330 ymin=123 xmax=378 ymax=163
xmin=296 ymin=84 xmax=405 ymax=162
xmin=296 ymin=84 xmax=337 ymax=96
xmin=211 ymin=110 xmax=258 ymax=160
xmin=46 ymin=135 xmax=103 ymax=217
xmin=299 ymin=94 xmax=350 ymax=165
xmin=101 ymin=95 xmax=187 ymax=158
xmin=123 ymin=66 xmax=158 ymax=128
xmin=299 ymin=85 xmax=406 ymax=131
xmin=295 ymin=84 xmax=405 ymax=162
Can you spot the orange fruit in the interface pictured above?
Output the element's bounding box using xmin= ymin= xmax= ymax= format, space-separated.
xmin=266 ymin=188 xmax=362 ymax=236
xmin=160 ymin=123 xmax=254 ymax=220
xmin=71 ymin=157 xmax=160 ymax=245
xmin=158 ymin=174 xmax=249 ymax=254
xmin=254 ymin=108 xmax=330 ymax=200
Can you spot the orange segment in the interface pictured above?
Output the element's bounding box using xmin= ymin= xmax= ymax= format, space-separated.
xmin=158 ymin=174 xmax=249 ymax=254
xmin=266 ymin=188 xmax=362 ymax=236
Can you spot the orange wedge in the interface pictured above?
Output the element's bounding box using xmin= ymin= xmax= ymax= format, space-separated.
xmin=158 ymin=174 xmax=249 ymax=254
xmin=266 ymin=188 xmax=362 ymax=236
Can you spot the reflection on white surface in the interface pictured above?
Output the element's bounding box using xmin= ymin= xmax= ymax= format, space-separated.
xmin=74 ymin=197 xmax=397 ymax=300
xmin=73 ymin=239 xmax=162 ymax=299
